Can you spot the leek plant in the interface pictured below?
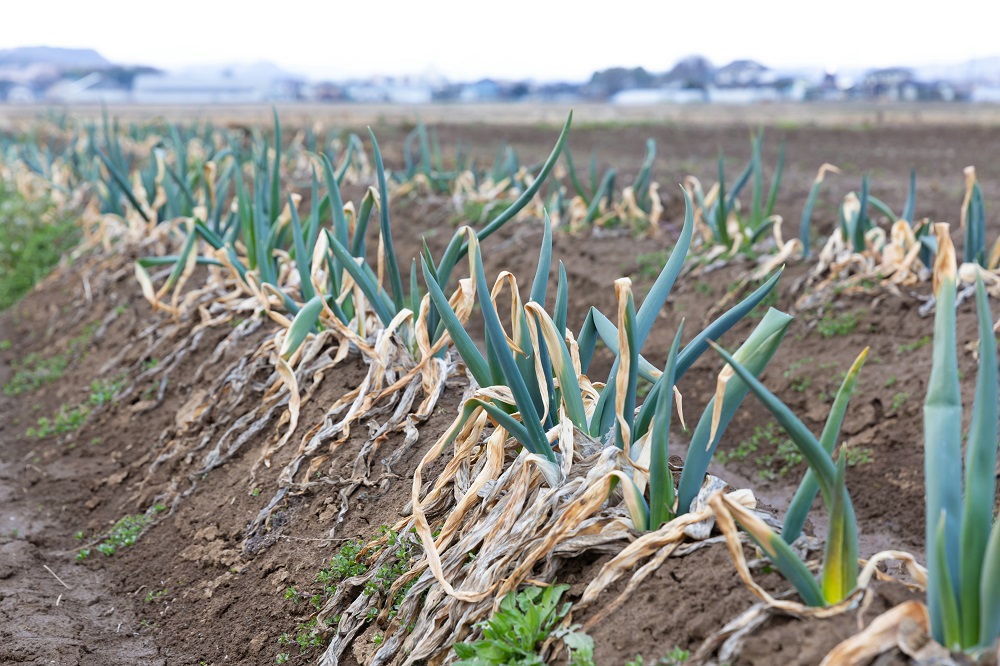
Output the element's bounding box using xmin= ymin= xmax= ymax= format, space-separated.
xmin=895 ymin=169 xmax=937 ymax=269
xmin=798 ymin=163 xmax=839 ymax=257
xmin=423 ymin=219 xmax=565 ymax=464
xmin=560 ymin=139 xmax=657 ymax=230
xmin=577 ymin=193 xmax=783 ymax=460
xmin=835 ymin=173 xmax=934 ymax=258
xmin=632 ymin=139 xmax=657 ymax=214
xmin=564 ymin=145 xmax=616 ymax=225
xmin=839 ymin=175 xmax=872 ymax=252
xmin=923 ymin=224 xmax=1000 ymax=652
xmin=709 ymin=343 xmax=868 ymax=606
xmin=690 ymin=131 xmax=784 ymax=256
xmin=399 ymin=118 xmax=467 ymax=193
xmin=607 ymin=304 xmax=792 ymax=531
xmin=445 ymin=141 xmax=535 ymax=227
xmin=961 ymin=166 xmax=987 ymax=265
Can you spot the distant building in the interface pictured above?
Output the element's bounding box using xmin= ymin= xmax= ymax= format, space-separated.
xmin=459 ymin=79 xmax=501 ymax=102
xmin=584 ymin=67 xmax=653 ymax=99
xmin=611 ymin=87 xmax=707 ymax=105
xmin=46 ymin=73 xmax=130 ymax=103
xmin=384 ymin=81 xmax=433 ymax=104
xmin=708 ymin=78 xmax=807 ymax=103
xmin=307 ymin=81 xmax=346 ymax=102
xmin=132 ymin=64 xmax=302 ymax=104
xmin=807 ymin=71 xmax=846 ymax=101
xmin=660 ymin=56 xmax=714 ymax=89
xmin=344 ymin=82 xmax=387 ymax=103
xmin=858 ymin=68 xmax=917 ymax=101
xmin=341 ymin=76 xmax=434 ymax=103
xmin=849 ymin=68 xmax=961 ymax=102
xmin=525 ymin=81 xmax=583 ymax=103
xmin=714 ymin=60 xmax=771 ymax=87
xmin=972 ymin=84 xmax=1000 ymax=102
xmin=134 ymin=73 xmax=264 ymax=103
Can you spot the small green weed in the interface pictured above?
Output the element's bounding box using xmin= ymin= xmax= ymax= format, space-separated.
xmin=890 ymin=392 xmax=909 ymax=412
xmin=897 ymin=336 xmax=931 ymax=354
xmin=145 ymin=588 xmax=168 ymax=604
xmin=294 ymin=618 xmax=322 ymax=652
xmin=817 ymin=310 xmax=860 ymax=338
xmin=718 ymin=423 xmax=800 ymax=480
xmin=694 ymin=282 xmax=713 ymax=296
xmin=784 ymin=357 xmax=813 ymax=375
xmin=142 ymin=382 xmax=159 ymax=401
xmin=452 ymin=585 xmax=593 ymax=666
xmin=78 ymin=504 xmax=166 ymax=559
xmin=89 ymin=376 xmax=127 ymax=406
xmin=720 ymin=422 xmax=872 ymax=479
xmin=26 ymin=404 xmax=89 ymax=438
xmin=845 ymin=447 xmax=874 ymax=466
xmin=784 ymin=356 xmax=813 ymax=393
xmin=783 ymin=358 xmax=815 ymax=393
xmin=23 ymin=373 xmax=124 ymax=437
xmin=0 ymin=339 xmax=11 ymax=350
xmin=5 ymin=352 xmax=71 ymax=396
xmin=636 ymin=251 xmax=670 ymax=280
xmin=626 ymin=648 xmax=692 ymax=666
xmin=755 ymin=440 xmax=803 ymax=481
xmin=275 ymin=528 xmax=417 ymax=664
xmin=364 ymin=527 xmax=418 ymax=620
xmin=788 ymin=375 xmax=812 ymax=392
xmin=3 ymin=324 xmax=96 ymax=395
xmin=315 ymin=540 xmax=366 ymax=593
xmin=275 ymin=617 xmax=322 ymax=660
xmin=661 ymin=647 xmax=692 ymax=665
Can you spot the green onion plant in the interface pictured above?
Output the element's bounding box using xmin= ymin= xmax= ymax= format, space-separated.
xmin=923 ymin=224 xmax=1000 ymax=652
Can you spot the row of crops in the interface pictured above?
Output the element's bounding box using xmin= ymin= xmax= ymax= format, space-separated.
xmin=2 ymin=110 xmax=1000 ymax=662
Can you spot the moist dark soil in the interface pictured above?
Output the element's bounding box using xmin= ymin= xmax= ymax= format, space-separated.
xmin=2 ymin=119 xmax=997 ymax=665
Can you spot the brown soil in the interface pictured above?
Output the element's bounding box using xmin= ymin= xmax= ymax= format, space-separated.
xmin=3 ymin=120 xmax=997 ymax=665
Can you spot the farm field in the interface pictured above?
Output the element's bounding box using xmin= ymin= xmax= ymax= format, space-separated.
xmin=2 ymin=107 xmax=1000 ymax=666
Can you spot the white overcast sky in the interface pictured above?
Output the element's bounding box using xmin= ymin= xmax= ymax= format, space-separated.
xmin=3 ymin=0 xmax=998 ymax=81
